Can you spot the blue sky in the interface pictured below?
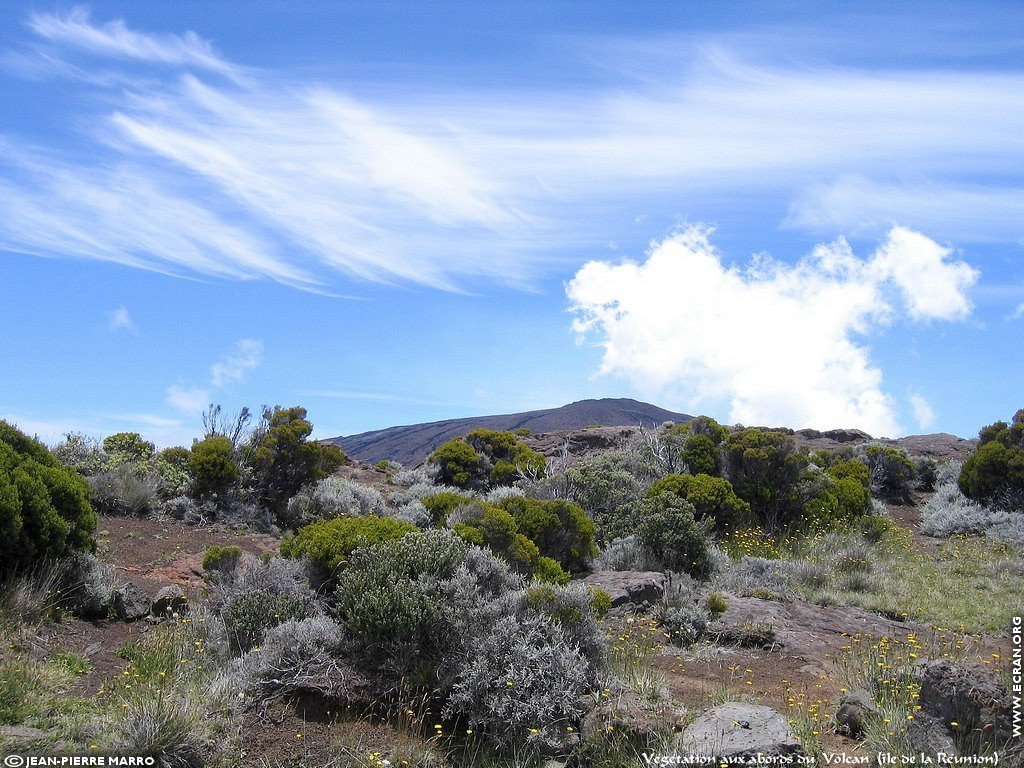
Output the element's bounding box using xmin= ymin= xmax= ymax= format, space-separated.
xmin=1 ymin=1 xmax=1022 ymax=447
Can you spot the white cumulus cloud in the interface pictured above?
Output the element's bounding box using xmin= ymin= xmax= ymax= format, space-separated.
xmin=567 ymin=226 xmax=978 ymax=436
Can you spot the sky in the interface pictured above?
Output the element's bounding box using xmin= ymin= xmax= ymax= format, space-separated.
xmin=0 ymin=1 xmax=1022 ymax=448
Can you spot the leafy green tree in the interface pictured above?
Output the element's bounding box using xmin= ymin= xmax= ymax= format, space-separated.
xmin=0 ymin=421 xmax=96 ymax=570
xmin=959 ymin=409 xmax=1024 ymax=507
xmin=188 ymin=435 xmax=240 ymax=500
xmin=247 ymin=406 xmax=346 ymax=520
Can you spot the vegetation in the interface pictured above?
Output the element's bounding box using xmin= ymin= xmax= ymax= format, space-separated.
xmin=959 ymin=408 xmax=1024 ymax=507
xmin=0 ymin=421 xmax=96 ymax=570
xmin=428 ymin=428 xmax=545 ymax=490
xmin=280 ymin=515 xmax=417 ymax=578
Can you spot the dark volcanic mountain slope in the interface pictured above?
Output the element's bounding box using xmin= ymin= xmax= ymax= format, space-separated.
xmin=329 ymin=398 xmax=692 ymax=466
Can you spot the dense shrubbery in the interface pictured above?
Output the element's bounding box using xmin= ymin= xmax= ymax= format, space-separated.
xmin=188 ymin=435 xmax=240 ymax=501
xmin=331 ymin=530 xmax=603 ymax=745
xmin=858 ymin=444 xmax=916 ymax=502
xmin=246 ymin=406 xmax=347 ymax=521
xmin=0 ymin=421 xmax=96 ymax=570
xmin=496 ymin=496 xmax=596 ymax=572
xmin=647 ymin=472 xmax=751 ymax=532
xmin=280 ymin=515 xmax=417 ymax=579
xmin=429 ymin=429 xmax=545 ymax=490
xmin=959 ymin=409 xmax=1024 ymax=508
xmin=923 ymin=461 xmax=1024 ymax=543
xmin=635 ymin=494 xmax=715 ymax=577
xmin=283 ymin=475 xmax=386 ymax=529
xmin=563 ymin=451 xmax=647 ymax=544
xmin=723 ymin=428 xmax=808 ymax=531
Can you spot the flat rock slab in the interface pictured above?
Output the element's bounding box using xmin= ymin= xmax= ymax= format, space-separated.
xmin=581 ymin=570 xmax=666 ymax=607
xmin=680 ymin=702 xmax=804 ymax=760
xmin=710 ymin=596 xmax=927 ymax=658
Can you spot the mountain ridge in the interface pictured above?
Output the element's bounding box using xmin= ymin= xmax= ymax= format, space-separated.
xmin=327 ymin=397 xmax=693 ymax=466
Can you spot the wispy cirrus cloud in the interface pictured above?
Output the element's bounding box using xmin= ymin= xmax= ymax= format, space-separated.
xmin=0 ymin=10 xmax=1020 ymax=294
xmin=28 ymin=6 xmax=244 ymax=80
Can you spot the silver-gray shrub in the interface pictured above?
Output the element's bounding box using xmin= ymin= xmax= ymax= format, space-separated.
xmin=920 ymin=462 xmax=1024 ymax=543
xmin=442 ymin=614 xmax=592 ymax=748
xmin=88 ymin=464 xmax=161 ymax=516
xmin=60 ymin=551 xmax=122 ymax=618
xmin=524 ymin=581 xmax=605 ymax=673
xmin=593 ymin=535 xmax=663 ymax=571
xmin=110 ymin=693 xmax=208 ymax=768
xmin=223 ymin=616 xmax=362 ymax=702
xmin=713 ymin=556 xmax=798 ymax=597
xmin=208 ymin=556 xmax=321 ymax=654
xmin=285 ymin=475 xmax=387 ymax=528
xmin=656 ymin=573 xmax=710 ymax=646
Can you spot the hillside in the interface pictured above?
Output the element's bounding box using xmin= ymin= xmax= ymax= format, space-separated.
xmin=327 ymin=397 xmax=693 ymax=465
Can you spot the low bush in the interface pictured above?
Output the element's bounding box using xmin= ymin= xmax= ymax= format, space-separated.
xmin=564 ymin=451 xmax=647 ymax=544
xmin=0 ymin=421 xmax=96 ymax=571
xmin=859 ymin=444 xmax=916 ymax=502
xmin=283 ymin=475 xmax=388 ymax=529
xmin=111 ymin=693 xmax=208 ymax=768
xmin=647 ymin=473 xmax=751 ymax=532
xmin=921 ymin=463 xmax=1024 ymax=543
xmin=428 ymin=429 xmax=546 ymax=491
xmin=201 ymin=545 xmax=243 ymax=576
xmin=221 ymin=588 xmax=316 ymax=654
xmin=280 ymin=515 xmax=417 ymax=578
xmin=723 ymin=428 xmax=808 ymax=532
xmin=443 ymin=615 xmax=592 ymax=747
xmin=636 ymin=495 xmax=715 ymax=577
xmin=87 ymin=464 xmax=161 ymax=516
xmin=60 ymin=551 xmax=121 ymax=619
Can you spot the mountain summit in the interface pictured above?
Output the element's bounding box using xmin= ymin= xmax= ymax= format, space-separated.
xmin=328 ymin=398 xmax=692 ymax=466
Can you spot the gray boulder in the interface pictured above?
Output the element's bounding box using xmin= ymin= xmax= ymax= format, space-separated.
xmin=151 ymin=584 xmax=188 ymax=617
xmin=835 ymin=689 xmax=879 ymax=739
xmin=580 ymin=570 xmax=666 ymax=607
xmin=903 ymin=713 xmax=956 ymax=756
xmin=917 ymin=658 xmax=1012 ymax=750
xmin=111 ymin=583 xmax=150 ymax=622
xmin=680 ymin=702 xmax=804 ymax=760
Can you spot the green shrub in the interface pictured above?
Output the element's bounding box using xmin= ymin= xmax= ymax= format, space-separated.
xmin=705 ymin=592 xmax=728 ymax=619
xmin=280 ymin=515 xmax=416 ymax=577
xmin=451 ymin=502 xmax=571 ymax=583
xmin=647 ymin=473 xmax=751 ymax=532
xmin=636 ymin=494 xmax=714 ymax=577
xmin=0 ymin=421 xmax=96 ymax=571
xmin=959 ymin=410 xmax=1024 ymax=507
xmin=201 ymin=544 xmax=243 ymax=574
xmin=861 ymin=444 xmax=916 ymax=502
xmin=246 ymin=406 xmax=347 ymax=520
xmin=420 ymin=491 xmax=474 ymax=524
xmin=222 ymin=588 xmax=314 ymax=654
xmin=682 ymin=433 xmax=720 ymax=475
xmin=102 ymin=432 xmax=155 ymax=465
xmin=188 ymin=435 xmax=239 ymax=501
xmin=429 ymin=429 xmax=545 ymax=490
xmin=497 ymin=496 xmax=597 ymax=571
xmin=724 ymin=428 xmax=808 ymax=532
xmin=589 ymin=588 xmax=613 ymax=618
xmin=158 ymin=446 xmax=191 ymax=469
